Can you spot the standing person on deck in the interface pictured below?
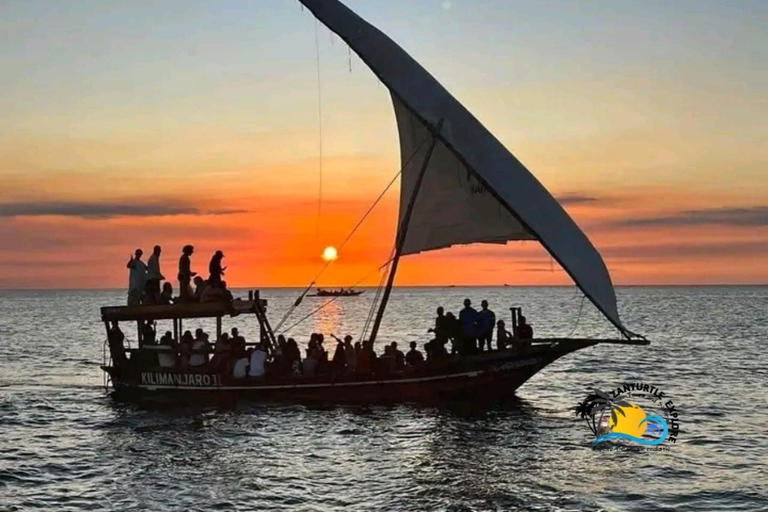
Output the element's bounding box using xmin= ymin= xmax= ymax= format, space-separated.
xmin=178 ymin=245 xmax=196 ymax=301
xmin=477 ymin=300 xmax=496 ymax=352
xmin=332 ymin=337 xmax=347 ymax=375
xmin=208 ymin=250 xmax=226 ymax=287
xmin=144 ymin=245 xmax=164 ymax=304
xmin=459 ymin=298 xmax=479 ymax=355
xmin=126 ymin=249 xmax=147 ymax=306
xmin=428 ymin=306 xmax=450 ymax=354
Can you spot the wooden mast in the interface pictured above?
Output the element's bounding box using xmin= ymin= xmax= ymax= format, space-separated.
xmin=368 ymin=120 xmax=443 ymax=345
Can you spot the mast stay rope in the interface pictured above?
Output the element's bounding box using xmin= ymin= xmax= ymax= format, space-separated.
xmin=272 ymin=132 xmax=433 ymax=332
xmin=314 ymin=18 xmax=324 ymax=241
xmin=281 ymin=255 xmax=394 ymax=334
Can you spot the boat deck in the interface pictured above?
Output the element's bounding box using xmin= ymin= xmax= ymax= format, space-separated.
xmin=100 ymin=299 xmax=267 ymax=322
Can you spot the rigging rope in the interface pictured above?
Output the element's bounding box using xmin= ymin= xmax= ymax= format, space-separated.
xmin=272 ymin=133 xmax=433 ymax=331
xmin=314 ymin=19 xmax=324 ymax=241
xmin=359 ymin=248 xmax=394 ymax=342
xmin=281 ymin=256 xmax=394 ymax=334
xmin=565 ymin=293 xmax=587 ymax=339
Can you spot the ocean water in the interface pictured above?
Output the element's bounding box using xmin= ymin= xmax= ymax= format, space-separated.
xmin=0 ymin=286 xmax=766 ymax=511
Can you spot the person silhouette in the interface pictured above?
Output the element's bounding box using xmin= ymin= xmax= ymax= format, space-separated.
xmin=145 ymin=245 xmax=164 ymax=304
xmin=208 ymin=250 xmax=226 ymax=287
xmin=126 ymin=249 xmax=147 ymax=306
xmin=178 ymin=245 xmax=196 ymax=301
xmin=459 ymin=298 xmax=479 ymax=355
xmin=477 ymin=300 xmax=496 ymax=351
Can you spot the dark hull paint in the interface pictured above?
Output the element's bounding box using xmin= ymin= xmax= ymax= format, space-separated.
xmin=105 ymin=341 xmax=597 ymax=404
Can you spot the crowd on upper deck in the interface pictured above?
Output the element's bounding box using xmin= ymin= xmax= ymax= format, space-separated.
xmin=126 ymin=245 xmax=232 ymax=306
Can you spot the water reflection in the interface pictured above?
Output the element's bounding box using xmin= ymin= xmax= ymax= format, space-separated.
xmin=3 ymin=288 xmax=768 ymax=511
xmin=313 ymin=299 xmax=343 ymax=339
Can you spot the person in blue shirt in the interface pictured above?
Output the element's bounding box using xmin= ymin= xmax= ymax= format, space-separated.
xmin=477 ymin=300 xmax=496 ymax=352
xmin=459 ymin=298 xmax=479 ymax=355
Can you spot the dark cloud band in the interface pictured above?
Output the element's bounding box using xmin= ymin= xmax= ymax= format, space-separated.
xmin=0 ymin=202 xmax=244 ymax=219
xmin=617 ymin=206 xmax=768 ymax=228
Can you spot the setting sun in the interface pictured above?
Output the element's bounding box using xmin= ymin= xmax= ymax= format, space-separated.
xmin=322 ymin=246 xmax=339 ymax=262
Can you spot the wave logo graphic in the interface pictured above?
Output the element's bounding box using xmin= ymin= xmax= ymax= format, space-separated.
xmin=593 ymin=404 xmax=669 ymax=446
xmin=576 ymin=387 xmax=673 ymax=448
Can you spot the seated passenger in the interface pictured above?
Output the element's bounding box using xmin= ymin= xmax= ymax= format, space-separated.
xmin=378 ymin=345 xmax=395 ymax=374
xmin=192 ymin=276 xmax=206 ymax=302
xmin=141 ymin=321 xmax=157 ymax=346
xmin=496 ymin=320 xmax=513 ymax=350
xmin=157 ymin=331 xmax=176 ymax=368
xmin=158 ymin=282 xmax=174 ymax=305
xmin=220 ymin=281 xmax=234 ymax=303
xmin=302 ymin=350 xmax=319 ymax=377
xmin=178 ymin=330 xmax=194 ymax=371
xmin=517 ymin=315 xmax=534 ymax=341
xmin=230 ymin=327 xmax=246 ymax=355
xmin=391 ymin=342 xmax=405 ymax=368
xmin=405 ymin=341 xmax=425 ymax=367
xmin=285 ymin=338 xmax=302 ymax=374
xmin=248 ymin=343 xmax=267 ymax=377
xmin=189 ymin=329 xmax=210 ymax=368
xmin=233 ymin=349 xmax=250 ymax=378
xmin=211 ymin=333 xmax=232 ymax=372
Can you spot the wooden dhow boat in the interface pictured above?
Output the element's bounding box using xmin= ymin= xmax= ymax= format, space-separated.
xmin=100 ymin=0 xmax=648 ymax=403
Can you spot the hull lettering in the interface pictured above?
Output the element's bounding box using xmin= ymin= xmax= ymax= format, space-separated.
xmin=140 ymin=373 xmax=220 ymax=388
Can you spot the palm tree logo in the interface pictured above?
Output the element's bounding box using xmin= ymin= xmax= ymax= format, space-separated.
xmin=575 ymin=388 xmax=632 ymax=438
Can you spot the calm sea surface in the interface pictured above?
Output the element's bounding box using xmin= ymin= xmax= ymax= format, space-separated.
xmin=0 ymin=286 xmax=766 ymax=511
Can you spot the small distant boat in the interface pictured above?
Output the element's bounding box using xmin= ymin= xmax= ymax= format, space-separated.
xmin=311 ymin=288 xmax=365 ymax=297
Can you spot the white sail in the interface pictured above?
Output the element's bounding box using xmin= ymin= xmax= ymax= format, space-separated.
xmin=393 ymin=98 xmax=536 ymax=254
xmin=298 ymin=0 xmax=632 ymax=336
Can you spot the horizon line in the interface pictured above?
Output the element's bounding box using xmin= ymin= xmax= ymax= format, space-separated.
xmin=1 ymin=283 xmax=766 ymax=292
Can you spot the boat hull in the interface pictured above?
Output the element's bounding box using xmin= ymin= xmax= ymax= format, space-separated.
xmin=104 ymin=341 xmax=597 ymax=404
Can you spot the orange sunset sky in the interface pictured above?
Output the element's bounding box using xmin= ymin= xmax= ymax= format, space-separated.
xmin=1 ymin=0 xmax=766 ymax=289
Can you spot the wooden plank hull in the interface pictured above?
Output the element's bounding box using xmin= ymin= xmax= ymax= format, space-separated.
xmin=104 ymin=341 xmax=599 ymax=404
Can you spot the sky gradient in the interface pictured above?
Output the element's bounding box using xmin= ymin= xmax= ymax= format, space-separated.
xmin=1 ymin=0 xmax=766 ymax=289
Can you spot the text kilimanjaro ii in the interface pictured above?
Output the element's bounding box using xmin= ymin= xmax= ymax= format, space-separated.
xmin=141 ymin=373 xmax=222 ymax=387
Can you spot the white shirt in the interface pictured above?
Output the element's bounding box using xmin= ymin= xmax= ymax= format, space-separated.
xmin=249 ymin=349 xmax=267 ymax=377
xmin=233 ymin=357 xmax=249 ymax=378
xmin=146 ymin=254 xmax=163 ymax=281
xmin=128 ymin=259 xmax=147 ymax=292
xmin=157 ymin=345 xmax=176 ymax=368
xmin=189 ymin=340 xmax=207 ymax=367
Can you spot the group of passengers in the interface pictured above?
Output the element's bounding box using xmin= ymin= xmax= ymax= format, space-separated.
xmin=134 ymin=322 xmax=272 ymax=377
xmin=111 ymin=296 xmax=534 ymax=380
xmin=425 ymin=298 xmax=533 ymax=357
xmin=126 ymin=245 xmax=232 ymax=306
xmin=124 ymin=321 xmax=429 ymax=380
xmin=297 ymin=334 xmax=424 ymax=378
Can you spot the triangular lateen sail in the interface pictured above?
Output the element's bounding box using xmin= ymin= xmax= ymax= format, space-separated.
xmin=393 ymin=97 xmax=536 ymax=254
xmin=297 ymin=0 xmax=634 ymax=337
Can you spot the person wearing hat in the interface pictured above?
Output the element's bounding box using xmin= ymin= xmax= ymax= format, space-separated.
xmin=208 ymin=250 xmax=226 ymax=287
xmin=178 ymin=245 xmax=196 ymax=301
